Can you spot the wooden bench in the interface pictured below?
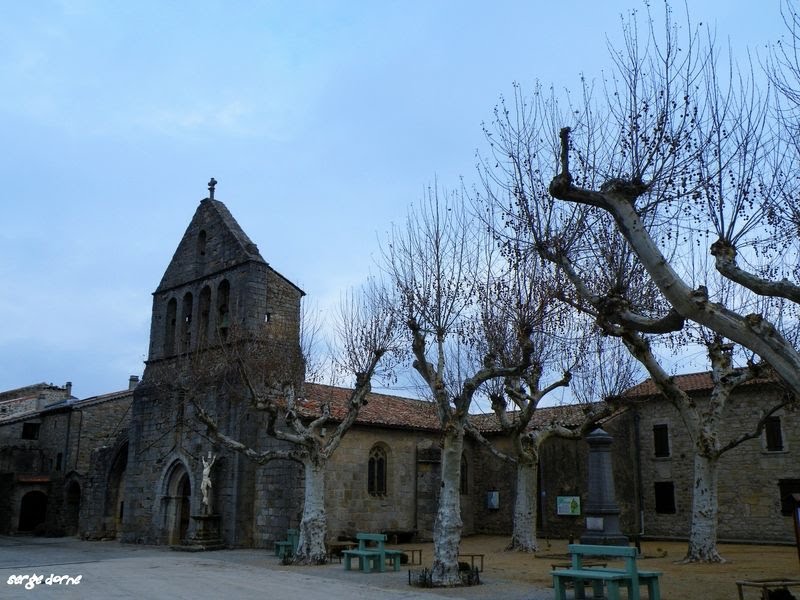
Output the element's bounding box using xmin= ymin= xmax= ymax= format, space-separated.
xmin=274 ymin=528 xmax=298 ymax=559
xmin=326 ymin=541 xmax=356 ymax=563
xmin=404 ymin=548 xmax=423 ymax=565
xmin=552 ymin=544 xmax=662 ymax=600
xmin=458 ymin=553 xmax=485 ymax=572
xmin=552 ymin=559 xmax=607 ymax=571
xmin=342 ymin=533 xmax=401 ymax=573
xmin=736 ymin=579 xmax=800 ymax=600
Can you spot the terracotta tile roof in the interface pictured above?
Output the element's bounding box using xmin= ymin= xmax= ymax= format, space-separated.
xmin=299 ymin=383 xmax=610 ymax=433
xmin=623 ymin=370 xmax=781 ymax=399
xmin=300 ymin=383 xmax=441 ymax=431
xmin=469 ymin=402 xmax=610 ymax=433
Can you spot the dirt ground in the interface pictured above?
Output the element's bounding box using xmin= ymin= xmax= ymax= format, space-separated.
xmin=389 ymin=535 xmax=800 ymax=600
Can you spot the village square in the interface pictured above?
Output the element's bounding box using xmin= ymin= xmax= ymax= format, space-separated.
xmin=4 ymin=2 xmax=800 ymax=599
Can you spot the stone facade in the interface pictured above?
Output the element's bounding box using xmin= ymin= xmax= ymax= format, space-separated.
xmin=121 ymin=197 xmax=306 ymax=548
xmin=0 ymin=383 xmax=134 ymax=536
xmin=3 ymin=194 xmax=799 ymax=550
xmin=628 ymin=377 xmax=800 ymax=543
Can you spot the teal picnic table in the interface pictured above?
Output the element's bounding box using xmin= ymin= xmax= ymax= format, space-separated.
xmin=342 ymin=533 xmax=403 ymax=573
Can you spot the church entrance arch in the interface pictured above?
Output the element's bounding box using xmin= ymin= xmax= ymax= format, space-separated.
xmin=162 ymin=462 xmax=191 ymax=545
xmin=18 ymin=491 xmax=48 ymax=532
xmin=104 ymin=442 xmax=128 ymax=538
xmin=65 ymin=480 xmax=81 ymax=536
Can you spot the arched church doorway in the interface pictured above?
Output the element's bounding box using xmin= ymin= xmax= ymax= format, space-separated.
xmin=104 ymin=443 xmax=127 ymax=537
xmin=163 ymin=462 xmax=191 ymax=545
xmin=18 ymin=491 xmax=47 ymax=532
xmin=65 ymin=481 xmax=81 ymax=535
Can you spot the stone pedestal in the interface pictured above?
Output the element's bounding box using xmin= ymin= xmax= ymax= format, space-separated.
xmin=173 ymin=514 xmax=224 ymax=551
xmin=580 ymin=428 xmax=628 ymax=546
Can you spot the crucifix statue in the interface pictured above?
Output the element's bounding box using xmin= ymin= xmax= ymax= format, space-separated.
xmin=201 ymin=451 xmax=217 ymax=513
xmin=208 ymin=178 xmax=217 ymax=200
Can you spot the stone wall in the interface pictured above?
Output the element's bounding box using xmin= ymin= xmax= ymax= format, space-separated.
xmin=633 ymin=385 xmax=800 ymax=543
xmin=325 ymin=426 xmax=430 ymax=540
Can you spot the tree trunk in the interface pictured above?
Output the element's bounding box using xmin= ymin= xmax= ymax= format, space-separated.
xmin=509 ymin=457 xmax=538 ymax=552
xmin=684 ymin=453 xmax=724 ymax=563
xmin=294 ymin=459 xmax=328 ymax=565
xmin=432 ymin=427 xmax=464 ymax=586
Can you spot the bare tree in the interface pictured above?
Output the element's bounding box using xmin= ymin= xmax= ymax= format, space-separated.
xmin=382 ymin=186 xmax=533 ymax=585
xmin=462 ymin=233 xmax=636 ymax=552
xmin=478 ymin=2 xmax=800 ymax=562
xmin=544 ymin=5 xmax=800 ymax=395
xmin=183 ymin=282 xmax=399 ymax=564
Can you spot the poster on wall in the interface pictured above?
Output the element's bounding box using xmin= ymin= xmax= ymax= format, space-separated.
xmin=556 ymin=496 xmax=581 ymax=516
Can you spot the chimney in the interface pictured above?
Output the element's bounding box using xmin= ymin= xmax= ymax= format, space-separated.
xmin=65 ymin=382 xmax=72 ymax=398
xmin=37 ymin=393 xmax=47 ymax=410
xmin=129 ymin=375 xmax=140 ymax=390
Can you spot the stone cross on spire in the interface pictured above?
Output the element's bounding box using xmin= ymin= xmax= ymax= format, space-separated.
xmin=208 ymin=178 xmax=217 ymax=200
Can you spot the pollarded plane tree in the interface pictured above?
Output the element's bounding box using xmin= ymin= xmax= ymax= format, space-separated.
xmin=544 ymin=4 xmax=800 ymax=395
xmin=382 ymin=186 xmax=534 ymax=585
xmin=479 ymin=2 xmax=800 ymax=562
xmin=553 ymin=218 xmax=796 ymax=562
xmin=186 ymin=280 xmax=400 ymax=565
xmin=462 ymin=232 xmax=637 ymax=553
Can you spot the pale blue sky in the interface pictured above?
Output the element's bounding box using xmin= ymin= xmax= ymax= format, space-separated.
xmin=0 ymin=1 xmax=786 ymax=399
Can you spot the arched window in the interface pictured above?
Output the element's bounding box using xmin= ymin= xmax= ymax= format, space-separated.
xmin=198 ymin=286 xmax=211 ymax=345
xmin=181 ymin=292 xmax=193 ymax=351
xmin=164 ymin=298 xmax=177 ymax=355
xmin=368 ymin=445 xmax=387 ymax=497
xmin=217 ymin=280 xmax=230 ymax=340
xmin=460 ymin=455 xmax=469 ymax=495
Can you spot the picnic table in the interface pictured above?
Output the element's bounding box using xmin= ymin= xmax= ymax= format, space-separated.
xmin=736 ymin=578 xmax=800 ymax=600
xmin=342 ymin=533 xmax=403 ymax=573
xmin=551 ymin=543 xmax=662 ymax=600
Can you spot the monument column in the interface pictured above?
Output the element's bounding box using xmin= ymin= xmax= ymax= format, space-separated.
xmin=580 ymin=428 xmax=628 ymax=545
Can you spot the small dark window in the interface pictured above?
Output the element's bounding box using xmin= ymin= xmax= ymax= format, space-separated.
xmin=21 ymin=422 xmax=40 ymax=440
xmin=653 ymin=424 xmax=670 ymax=458
xmin=181 ymin=292 xmax=193 ymax=351
xmin=198 ymin=230 xmax=207 ymax=257
xmin=368 ymin=446 xmax=387 ymax=496
xmin=56 ymin=453 xmax=63 ymax=471
xmin=198 ymin=286 xmax=211 ymax=345
xmin=164 ymin=298 xmax=178 ymax=355
xmin=654 ymin=481 xmax=676 ymax=514
xmin=765 ymin=416 xmax=784 ymax=452
xmin=217 ymin=280 xmax=230 ymax=340
xmin=778 ymin=479 xmax=800 ymax=516
xmin=460 ymin=455 xmax=468 ymax=495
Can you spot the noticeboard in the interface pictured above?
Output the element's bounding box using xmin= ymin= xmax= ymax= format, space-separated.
xmin=557 ymin=496 xmax=581 ymax=516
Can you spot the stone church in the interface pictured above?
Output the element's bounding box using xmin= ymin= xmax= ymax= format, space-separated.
xmin=2 ymin=189 xmax=799 ymax=548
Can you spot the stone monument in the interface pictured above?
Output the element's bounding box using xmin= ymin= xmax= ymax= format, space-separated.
xmin=580 ymin=427 xmax=628 ymax=545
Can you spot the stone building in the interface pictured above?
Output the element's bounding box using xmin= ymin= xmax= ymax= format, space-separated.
xmin=0 ymin=379 xmax=136 ymax=537
xmin=121 ymin=195 xmax=306 ymax=547
xmin=623 ymin=373 xmax=800 ymax=543
xmin=2 ymin=190 xmax=798 ymax=548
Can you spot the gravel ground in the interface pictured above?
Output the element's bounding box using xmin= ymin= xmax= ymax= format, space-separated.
xmin=0 ymin=536 xmax=553 ymax=600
